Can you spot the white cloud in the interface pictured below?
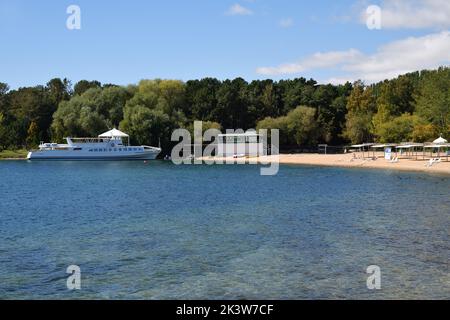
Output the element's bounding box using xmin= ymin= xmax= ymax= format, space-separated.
xmin=256 ymin=49 xmax=363 ymax=75
xmin=256 ymin=31 xmax=450 ymax=84
xmin=326 ymin=77 xmax=356 ymax=85
xmin=226 ymin=4 xmax=253 ymax=16
xmin=279 ymin=18 xmax=294 ymax=28
xmin=360 ymin=0 xmax=450 ymax=29
xmin=344 ymin=31 xmax=450 ymax=82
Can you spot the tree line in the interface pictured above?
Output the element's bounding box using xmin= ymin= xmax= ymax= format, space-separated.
xmin=0 ymin=67 xmax=449 ymax=153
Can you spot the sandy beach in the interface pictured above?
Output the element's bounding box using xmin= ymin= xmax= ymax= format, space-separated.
xmin=200 ymin=153 xmax=450 ymax=175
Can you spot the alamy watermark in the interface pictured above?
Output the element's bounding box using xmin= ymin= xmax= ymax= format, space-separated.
xmin=366 ymin=5 xmax=381 ymax=30
xmin=171 ymin=121 xmax=280 ymax=176
xmin=366 ymin=265 xmax=381 ymax=290
xmin=66 ymin=5 xmax=81 ymax=30
xmin=62 ymin=262 xmax=381 ymax=291
xmin=66 ymin=265 xmax=81 ymax=290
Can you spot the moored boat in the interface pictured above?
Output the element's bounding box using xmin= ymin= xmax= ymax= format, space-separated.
xmin=27 ymin=128 xmax=161 ymax=160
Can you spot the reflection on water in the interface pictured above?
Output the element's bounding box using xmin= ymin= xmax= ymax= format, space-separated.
xmin=0 ymin=161 xmax=449 ymax=299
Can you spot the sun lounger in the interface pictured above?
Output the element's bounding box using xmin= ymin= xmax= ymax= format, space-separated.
xmin=425 ymin=158 xmax=441 ymax=167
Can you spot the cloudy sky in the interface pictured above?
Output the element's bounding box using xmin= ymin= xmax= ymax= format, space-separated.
xmin=0 ymin=0 xmax=449 ymax=88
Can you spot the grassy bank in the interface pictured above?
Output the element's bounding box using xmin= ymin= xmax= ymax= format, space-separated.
xmin=0 ymin=149 xmax=28 ymax=159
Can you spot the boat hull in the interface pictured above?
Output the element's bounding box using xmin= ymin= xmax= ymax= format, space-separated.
xmin=27 ymin=150 xmax=160 ymax=161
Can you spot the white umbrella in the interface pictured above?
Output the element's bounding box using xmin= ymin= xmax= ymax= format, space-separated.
xmin=99 ymin=128 xmax=130 ymax=145
xmin=433 ymin=136 xmax=448 ymax=144
xmin=99 ymin=128 xmax=129 ymax=138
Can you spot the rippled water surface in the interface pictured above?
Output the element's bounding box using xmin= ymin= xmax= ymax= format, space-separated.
xmin=0 ymin=161 xmax=449 ymax=299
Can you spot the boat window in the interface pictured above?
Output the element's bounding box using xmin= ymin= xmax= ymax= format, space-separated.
xmin=74 ymin=148 xmax=82 ymax=151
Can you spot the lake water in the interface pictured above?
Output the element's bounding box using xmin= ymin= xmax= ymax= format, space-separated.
xmin=0 ymin=161 xmax=448 ymax=299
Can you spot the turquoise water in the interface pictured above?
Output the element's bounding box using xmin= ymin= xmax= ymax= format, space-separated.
xmin=0 ymin=161 xmax=448 ymax=299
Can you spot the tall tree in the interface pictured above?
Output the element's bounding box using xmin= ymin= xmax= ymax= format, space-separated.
xmin=120 ymin=80 xmax=186 ymax=150
xmin=73 ymin=80 xmax=101 ymax=96
xmin=215 ymin=78 xmax=249 ymax=129
xmin=415 ymin=67 xmax=450 ymax=137
xmin=344 ymin=81 xmax=376 ymax=144
xmin=52 ymin=86 xmax=132 ymax=139
xmin=185 ymin=78 xmax=220 ymax=121
xmin=8 ymin=86 xmax=54 ymax=144
xmin=46 ymin=78 xmax=72 ymax=105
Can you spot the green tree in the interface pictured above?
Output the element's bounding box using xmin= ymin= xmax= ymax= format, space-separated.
xmin=215 ymin=78 xmax=249 ymax=129
xmin=257 ymin=106 xmax=319 ymax=147
xmin=0 ymin=112 xmax=27 ymax=149
xmin=51 ymin=85 xmax=132 ymax=140
xmin=257 ymin=116 xmax=289 ymax=146
xmin=8 ymin=86 xmax=54 ymax=144
xmin=246 ymin=80 xmax=282 ymax=127
xmin=372 ymin=74 xmax=418 ymax=140
xmin=46 ymin=78 xmax=72 ymax=105
xmin=120 ymin=80 xmax=187 ymax=151
xmin=26 ymin=121 xmax=40 ymax=146
xmin=412 ymin=123 xmax=438 ymax=142
xmin=344 ymin=81 xmax=376 ymax=143
xmin=286 ymin=106 xmax=319 ymax=146
xmin=185 ymin=78 xmax=220 ymax=121
xmin=415 ymin=67 xmax=450 ymax=137
xmin=376 ymin=113 xmax=419 ymax=143
xmin=73 ymin=80 xmax=101 ymax=96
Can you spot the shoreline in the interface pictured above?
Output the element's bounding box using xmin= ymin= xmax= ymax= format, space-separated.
xmin=3 ymin=153 xmax=450 ymax=176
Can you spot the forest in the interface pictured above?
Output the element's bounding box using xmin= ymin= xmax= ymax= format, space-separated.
xmin=0 ymin=67 xmax=449 ymax=154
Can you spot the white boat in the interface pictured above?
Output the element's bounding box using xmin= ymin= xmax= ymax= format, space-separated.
xmin=27 ymin=128 xmax=161 ymax=161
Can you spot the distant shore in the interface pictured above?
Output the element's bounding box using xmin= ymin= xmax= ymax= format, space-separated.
xmin=3 ymin=152 xmax=450 ymax=175
xmin=199 ymin=153 xmax=450 ymax=175
xmin=0 ymin=149 xmax=28 ymax=160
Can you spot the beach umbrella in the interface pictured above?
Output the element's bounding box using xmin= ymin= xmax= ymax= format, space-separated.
xmin=433 ymin=136 xmax=448 ymax=144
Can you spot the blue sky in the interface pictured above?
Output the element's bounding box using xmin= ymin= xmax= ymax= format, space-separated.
xmin=0 ymin=0 xmax=449 ymax=88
